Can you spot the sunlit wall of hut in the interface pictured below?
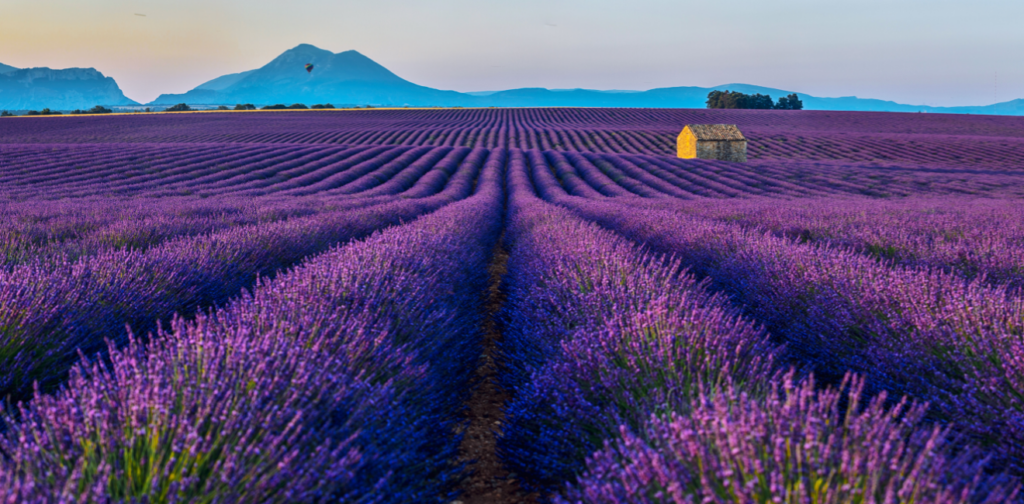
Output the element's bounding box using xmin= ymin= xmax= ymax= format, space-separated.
xmin=677 ymin=124 xmax=747 ymax=162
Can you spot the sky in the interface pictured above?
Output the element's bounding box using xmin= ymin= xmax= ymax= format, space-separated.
xmin=2 ymin=0 xmax=1022 ymax=106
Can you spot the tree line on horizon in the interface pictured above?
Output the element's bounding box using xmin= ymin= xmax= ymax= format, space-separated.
xmin=1 ymin=105 xmax=114 ymax=117
xmin=164 ymin=103 xmax=337 ymax=112
xmin=706 ymin=90 xmax=803 ymax=110
xmin=3 ymin=96 xmax=804 ymax=117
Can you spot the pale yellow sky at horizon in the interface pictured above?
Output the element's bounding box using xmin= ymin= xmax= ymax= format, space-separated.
xmin=3 ymin=0 xmax=1023 ymax=107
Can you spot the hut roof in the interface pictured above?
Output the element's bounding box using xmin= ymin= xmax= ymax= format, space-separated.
xmin=685 ymin=124 xmax=746 ymax=141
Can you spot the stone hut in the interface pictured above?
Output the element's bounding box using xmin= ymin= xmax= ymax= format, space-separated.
xmin=677 ymin=124 xmax=747 ymax=162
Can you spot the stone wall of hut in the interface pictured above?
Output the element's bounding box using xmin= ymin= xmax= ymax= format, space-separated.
xmin=695 ymin=140 xmax=747 ymax=162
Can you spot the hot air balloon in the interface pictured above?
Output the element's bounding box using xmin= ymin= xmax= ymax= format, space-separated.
xmin=305 ymin=63 xmax=314 ymax=73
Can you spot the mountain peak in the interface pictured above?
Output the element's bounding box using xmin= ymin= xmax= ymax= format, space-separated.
xmin=151 ymin=44 xmax=425 ymax=105
xmin=0 ymin=62 xmax=19 ymax=74
xmin=281 ymin=43 xmax=335 ymax=58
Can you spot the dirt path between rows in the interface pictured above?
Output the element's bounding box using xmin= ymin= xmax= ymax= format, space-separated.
xmin=455 ymin=237 xmax=537 ymax=504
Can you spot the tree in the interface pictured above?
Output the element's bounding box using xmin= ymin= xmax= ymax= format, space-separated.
xmin=775 ymin=93 xmax=803 ymax=110
xmin=311 ymin=104 xmax=335 ymax=109
xmin=165 ymin=103 xmax=191 ymax=112
xmin=708 ymin=91 xmax=772 ymax=109
xmin=707 ymin=90 xmax=754 ymax=109
xmin=706 ymin=90 xmax=724 ymax=109
xmin=0 ymin=111 xmax=13 ymax=117
xmin=722 ymin=92 xmax=746 ymax=109
xmin=261 ymin=104 xmax=288 ymax=110
xmin=234 ymin=104 xmax=256 ymax=111
xmin=88 ymin=106 xmax=112 ymax=114
xmin=748 ymin=93 xmax=774 ymax=109
xmin=217 ymin=105 xmax=229 ymax=110
xmin=707 ymin=90 xmax=803 ymax=110
xmin=287 ymin=103 xmax=308 ymax=109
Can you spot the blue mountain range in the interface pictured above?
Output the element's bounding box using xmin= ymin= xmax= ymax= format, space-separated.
xmin=0 ymin=65 xmax=138 ymax=110
xmin=3 ymin=43 xmax=1022 ymax=115
xmin=148 ymin=44 xmax=1024 ymax=115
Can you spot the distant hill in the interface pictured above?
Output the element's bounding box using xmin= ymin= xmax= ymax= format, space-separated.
xmin=0 ymin=63 xmax=17 ymax=74
xmin=0 ymin=67 xmax=139 ymax=110
xmin=194 ymin=69 xmax=257 ymax=91
xmin=474 ymin=84 xmax=1024 ymax=115
xmin=151 ymin=44 xmax=468 ymax=106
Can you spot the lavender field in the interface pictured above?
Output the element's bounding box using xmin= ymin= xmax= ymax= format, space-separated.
xmin=2 ymin=108 xmax=1024 ymax=503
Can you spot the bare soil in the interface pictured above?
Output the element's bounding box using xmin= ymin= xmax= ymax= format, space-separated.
xmin=455 ymin=237 xmax=538 ymax=504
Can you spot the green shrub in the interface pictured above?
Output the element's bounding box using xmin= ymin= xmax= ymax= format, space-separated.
xmin=706 ymin=91 xmax=803 ymax=110
xmin=775 ymin=93 xmax=804 ymax=110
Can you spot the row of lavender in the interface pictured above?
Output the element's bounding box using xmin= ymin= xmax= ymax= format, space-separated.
xmin=557 ymin=195 xmax=1024 ymax=464
xmin=0 ymin=144 xmax=484 ymax=199
xmin=0 ymin=156 xmax=504 ymax=502
xmin=4 ymin=108 xmax=1024 ymax=140
xmin=496 ymin=152 xmax=1019 ymax=501
xmin=536 ymin=143 xmax=1024 ymax=468
xmin=535 ymin=148 xmax=1024 ymax=293
xmin=0 ymin=196 xmax=349 ymax=265
xmin=4 ymin=109 xmax=1024 ymax=171
xmin=4 ymin=107 xmax=1024 ymax=502
xmin=4 ymin=143 xmax=1022 ymax=201
xmin=3 ymin=147 xmax=1024 ymax=501
xmin=5 ymin=130 xmax=1024 ymax=172
xmin=640 ymin=197 xmax=1024 ymax=292
xmin=0 ymin=145 xmax=484 ymax=261
xmin=545 ymin=147 xmax=1024 ymax=199
xmin=0 ymin=148 xmax=486 ymax=405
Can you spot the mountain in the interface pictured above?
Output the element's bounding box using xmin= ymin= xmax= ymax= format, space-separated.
xmin=150 ymin=44 xmax=468 ymax=106
xmin=195 ymin=69 xmax=257 ymax=91
xmin=150 ymin=43 xmax=1023 ymax=115
xmin=940 ymin=99 xmax=1024 ymax=116
xmin=0 ymin=63 xmax=17 ymax=74
xmin=473 ymin=84 xmax=1024 ymax=115
xmin=0 ymin=67 xmax=138 ymax=110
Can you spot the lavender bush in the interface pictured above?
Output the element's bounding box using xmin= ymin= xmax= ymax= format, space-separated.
xmin=0 ymin=151 xmax=505 ymax=502
xmin=559 ymin=373 xmax=1017 ymax=504
xmin=554 ymin=194 xmax=1024 ymax=474
xmin=648 ymin=196 xmax=1024 ymax=292
xmin=493 ymin=151 xmax=1013 ymax=501
xmin=498 ymin=151 xmax=776 ymax=492
xmin=0 ymin=182 xmax=475 ymax=402
xmin=3 ymin=108 xmax=1024 ymax=502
